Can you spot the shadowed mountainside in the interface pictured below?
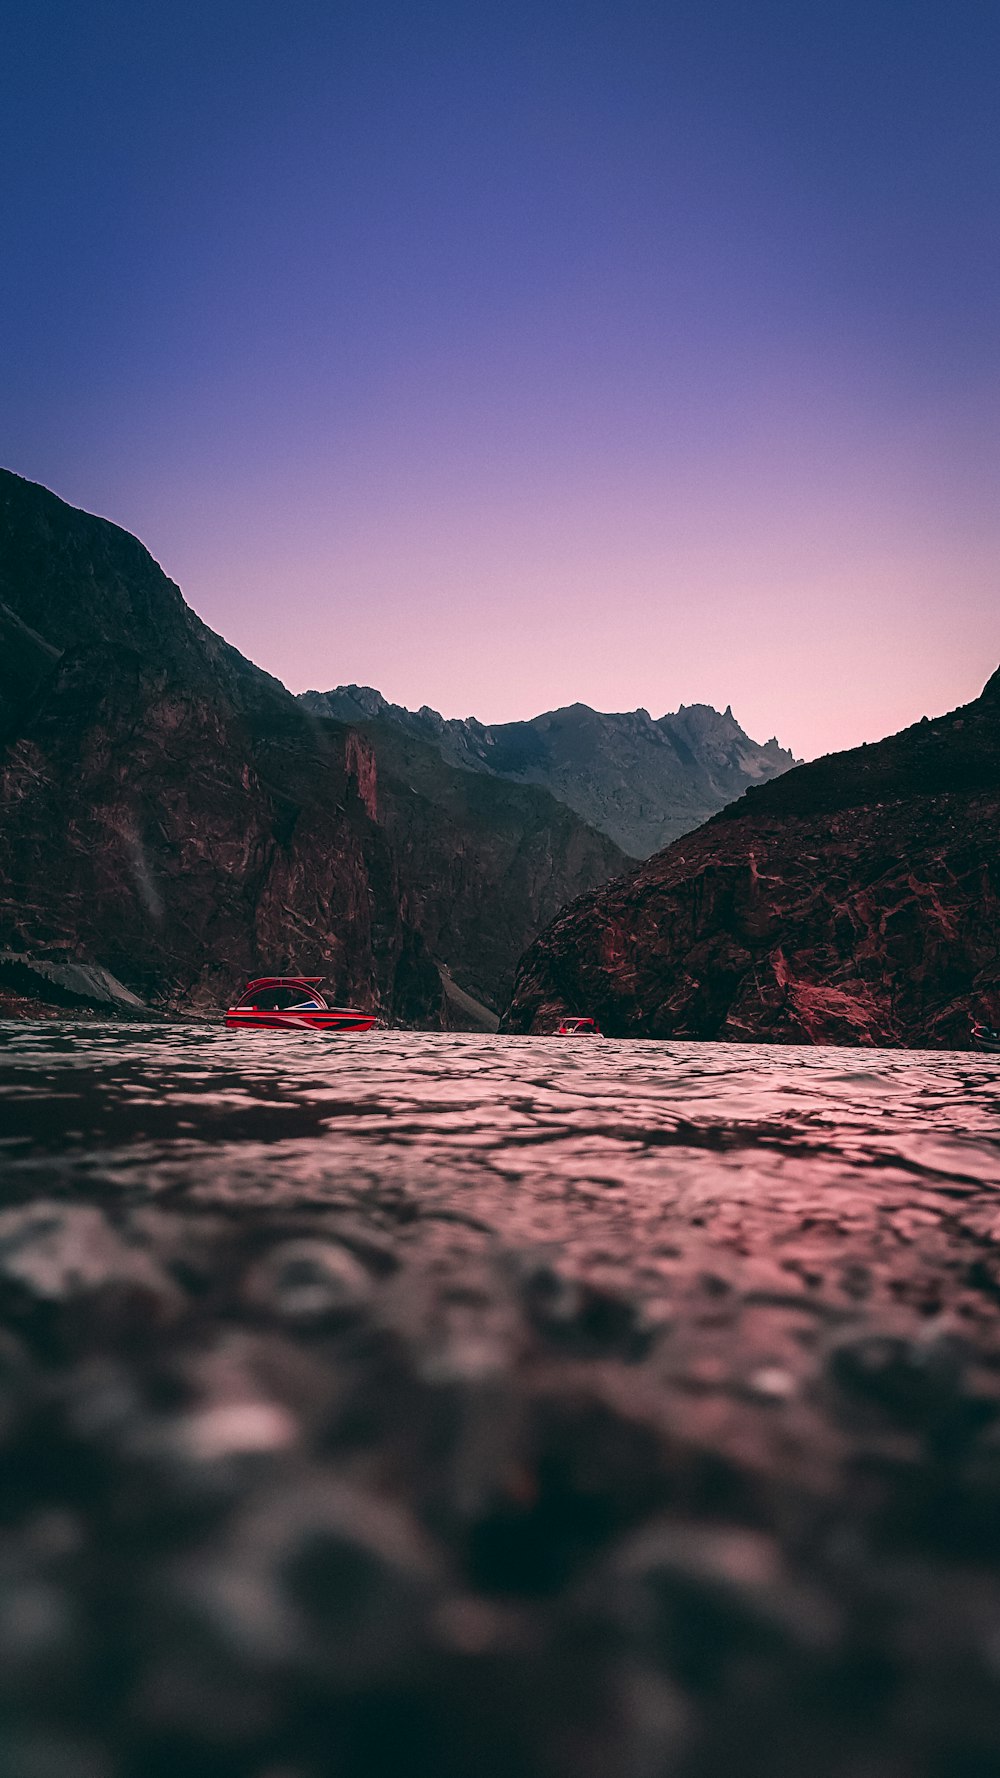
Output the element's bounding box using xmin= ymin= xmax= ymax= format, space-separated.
xmin=0 ymin=470 xmax=624 ymax=1018
xmin=301 ymin=684 xmax=798 ymax=857
xmin=503 ymin=668 xmax=1000 ymax=1046
xmin=326 ymin=716 xmax=627 ymax=1011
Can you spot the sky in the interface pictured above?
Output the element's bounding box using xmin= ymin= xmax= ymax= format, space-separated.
xmin=2 ymin=0 xmax=998 ymax=760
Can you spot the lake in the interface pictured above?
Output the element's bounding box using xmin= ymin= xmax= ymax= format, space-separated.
xmin=2 ymin=1023 xmax=1000 ymax=1778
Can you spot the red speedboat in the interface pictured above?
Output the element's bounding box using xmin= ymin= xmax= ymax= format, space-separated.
xmin=555 ymin=1016 xmax=601 ymax=1035
xmin=225 ymin=978 xmax=376 ymax=1033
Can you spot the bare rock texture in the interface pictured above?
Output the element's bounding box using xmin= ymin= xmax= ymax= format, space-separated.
xmin=503 ymin=668 xmax=1000 ymax=1044
xmin=0 ymin=952 xmax=147 ymax=1013
xmin=302 ymin=686 xmax=798 ymax=858
xmin=318 ymin=717 xmax=628 ymax=1010
xmin=0 ymin=471 xmax=623 ymax=1017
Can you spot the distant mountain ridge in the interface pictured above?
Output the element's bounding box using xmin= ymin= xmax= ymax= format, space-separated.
xmin=300 ymin=685 xmax=798 ymax=857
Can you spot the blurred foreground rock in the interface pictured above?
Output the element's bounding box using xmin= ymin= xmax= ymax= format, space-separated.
xmin=3 ymin=1174 xmax=1000 ymax=1778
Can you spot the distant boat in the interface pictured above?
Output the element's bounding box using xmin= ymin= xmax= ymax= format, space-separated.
xmin=971 ymin=1020 xmax=1000 ymax=1053
xmin=225 ymin=977 xmax=376 ymax=1033
xmin=555 ymin=1016 xmax=601 ymax=1036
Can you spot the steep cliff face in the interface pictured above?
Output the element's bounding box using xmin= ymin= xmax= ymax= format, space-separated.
xmin=0 ymin=470 xmax=624 ymax=1019
xmin=301 ymin=686 xmax=798 ymax=857
xmin=325 ymin=718 xmax=628 ymax=1009
xmin=503 ymin=671 xmax=1000 ymax=1046
xmin=0 ymin=472 xmax=436 ymax=1018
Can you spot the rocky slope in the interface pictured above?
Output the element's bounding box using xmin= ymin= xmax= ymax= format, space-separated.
xmin=503 ymin=668 xmax=1000 ymax=1045
xmin=0 ymin=470 xmax=623 ymax=1019
xmin=333 ymin=717 xmax=626 ymax=1011
xmin=302 ymin=685 xmax=798 ymax=857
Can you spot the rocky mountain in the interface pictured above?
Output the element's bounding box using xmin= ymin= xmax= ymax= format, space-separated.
xmin=503 ymin=668 xmax=1000 ymax=1046
xmin=333 ymin=717 xmax=626 ymax=1013
xmin=0 ymin=470 xmax=625 ymax=1021
xmin=301 ymin=685 xmax=798 ymax=857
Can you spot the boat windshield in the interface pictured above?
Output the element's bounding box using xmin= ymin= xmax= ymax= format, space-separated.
xmin=237 ymin=986 xmax=325 ymax=1011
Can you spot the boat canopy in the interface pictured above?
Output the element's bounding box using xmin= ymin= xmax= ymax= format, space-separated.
xmin=234 ymin=977 xmax=328 ymax=1011
xmin=243 ymin=976 xmax=323 ymax=992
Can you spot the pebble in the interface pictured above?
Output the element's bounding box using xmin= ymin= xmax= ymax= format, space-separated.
xmin=180 ymin=1477 xmax=440 ymax=1688
xmin=0 ymin=1204 xmax=181 ymax=1325
xmin=609 ymin=1520 xmax=841 ymax=1672
xmin=827 ymin=1326 xmax=966 ymax=1426
xmin=241 ymin=1239 xmax=373 ymax=1327
xmin=0 ymin=1166 xmax=999 ymax=1774
xmin=516 ymin=1257 xmax=653 ymax=1358
xmin=744 ymin=1364 xmax=796 ymax=1401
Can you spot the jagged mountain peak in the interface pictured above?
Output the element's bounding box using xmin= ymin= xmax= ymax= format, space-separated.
xmin=300 ymin=686 xmax=799 ymax=858
xmin=504 ymin=665 xmax=1000 ymax=1046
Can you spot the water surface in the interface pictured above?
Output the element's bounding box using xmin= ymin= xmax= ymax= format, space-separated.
xmin=3 ymin=1021 xmax=998 ymax=1207
xmin=3 ymin=1024 xmax=1000 ymax=1778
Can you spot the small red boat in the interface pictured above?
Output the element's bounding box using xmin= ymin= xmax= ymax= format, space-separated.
xmin=555 ymin=1016 xmax=601 ymax=1036
xmin=225 ymin=977 xmax=376 ymax=1033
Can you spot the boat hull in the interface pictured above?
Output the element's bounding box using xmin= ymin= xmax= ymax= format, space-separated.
xmin=225 ymin=1008 xmax=376 ymax=1033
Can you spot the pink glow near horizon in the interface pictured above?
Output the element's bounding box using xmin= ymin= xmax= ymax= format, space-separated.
xmin=5 ymin=2 xmax=999 ymax=763
xmin=91 ymin=370 xmax=998 ymax=764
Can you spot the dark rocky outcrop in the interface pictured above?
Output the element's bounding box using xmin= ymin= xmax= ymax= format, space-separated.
xmin=503 ymin=669 xmax=1000 ymax=1045
xmin=302 ymin=685 xmax=798 ymax=858
xmin=0 ymin=470 xmax=442 ymax=1020
xmin=318 ymin=716 xmax=627 ymax=1011
xmin=0 ymin=952 xmax=148 ymax=1013
xmin=0 ymin=470 xmax=622 ymax=1018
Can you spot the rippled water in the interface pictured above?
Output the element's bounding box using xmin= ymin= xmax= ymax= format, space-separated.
xmin=3 ymin=1021 xmax=999 ymax=1269
xmin=3 ymin=1024 xmax=1000 ymax=1778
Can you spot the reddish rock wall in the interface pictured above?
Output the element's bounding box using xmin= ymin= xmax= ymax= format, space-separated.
xmin=0 ymin=470 xmax=625 ymax=1019
xmin=0 ymin=471 xmax=442 ymax=1019
xmin=504 ymin=675 xmax=1000 ymax=1047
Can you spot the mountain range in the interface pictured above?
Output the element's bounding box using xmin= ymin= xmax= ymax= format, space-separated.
xmin=503 ymin=666 xmax=1000 ymax=1047
xmin=0 ymin=469 xmax=625 ymax=1022
xmin=4 ymin=467 xmax=994 ymax=1048
xmin=301 ymin=685 xmax=798 ymax=857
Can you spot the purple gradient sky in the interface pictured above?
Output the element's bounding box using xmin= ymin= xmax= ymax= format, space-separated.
xmin=2 ymin=0 xmax=998 ymax=759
